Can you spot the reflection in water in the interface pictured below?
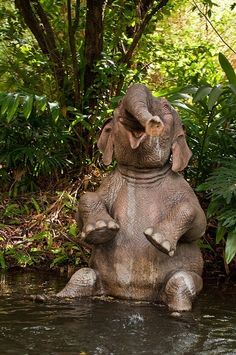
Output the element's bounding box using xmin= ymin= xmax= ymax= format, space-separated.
xmin=0 ymin=272 xmax=236 ymax=354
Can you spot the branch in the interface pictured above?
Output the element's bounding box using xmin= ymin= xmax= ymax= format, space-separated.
xmin=120 ymin=0 xmax=169 ymax=66
xmin=14 ymin=0 xmax=48 ymax=53
xmin=115 ymin=0 xmax=169 ymax=95
xmin=32 ymin=1 xmax=66 ymax=103
xmin=72 ymin=0 xmax=81 ymax=35
xmin=32 ymin=0 xmax=63 ymax=66
xmin=192 ymin=0 xmax=236 ymax=55
xmin=15 ymin=0 xmax=67 ymax=104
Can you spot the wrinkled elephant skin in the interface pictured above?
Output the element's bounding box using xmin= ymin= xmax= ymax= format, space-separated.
xmin=57 ymin=84 xmax=206 ymax=312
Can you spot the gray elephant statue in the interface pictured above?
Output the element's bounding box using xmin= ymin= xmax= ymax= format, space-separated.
xmin=57 ymin=84 xmax=206 ymax=312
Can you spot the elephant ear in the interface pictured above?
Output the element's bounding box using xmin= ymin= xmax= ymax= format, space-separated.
xmin=171 ymin=111 xmax=192 ymax=172
xmin=97 ymin=118 xmax=114 ymax=165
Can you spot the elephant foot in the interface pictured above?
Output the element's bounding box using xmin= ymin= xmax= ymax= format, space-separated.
xmin=161 ymin=271 xmax=203 ymax=312
xmin=56 ymin=267 xmax=97 ymax=298
xmin=144 ymin=227 xmax=176 ymax=256
xmin=30 ymin=294 xmax=50 ymax=303
xmin=81 ymin=218 xmax=119 ymax=244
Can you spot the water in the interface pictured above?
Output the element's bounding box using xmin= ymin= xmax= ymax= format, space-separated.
xmin=1 ymin=272 xmax=236 ymax=355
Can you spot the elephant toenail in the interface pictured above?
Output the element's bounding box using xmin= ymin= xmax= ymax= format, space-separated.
xmin=96 ymin=220 xmax=106 ymax=228
xmin=81 ymin=232 xmax=86 ymax=239
xmin=161 ymin=240 xmax=171 ymax=251
xmin=152 ymin=233 xmax=163 ymax=242
xmin=108 ymin=221 xmax=119 ymax=230
xmin=85 ymin=224 xmax=94 ymax=233
xmin=169 ymin=250 xmax=175 ymax=257
xmin=144 ymin=227 xmax=153 ymax=236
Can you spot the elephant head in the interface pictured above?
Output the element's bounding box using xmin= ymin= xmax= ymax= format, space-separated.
xmin=98 ymin=84 xmax=192 ymax=172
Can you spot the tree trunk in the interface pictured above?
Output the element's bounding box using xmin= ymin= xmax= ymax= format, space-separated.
xmin=83 ymin=0 xmax=106 ymax=101
xmin=67 ymin=0 xmax=81 ymax=107
xmin=15 ymin=0 xmax=67 ymax=105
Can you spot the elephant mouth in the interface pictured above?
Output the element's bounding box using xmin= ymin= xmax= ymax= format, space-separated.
xmin=132 ymin=131 xmax=145 ymax=139
xmin=127 ymin=130 xmax=147 ymax=149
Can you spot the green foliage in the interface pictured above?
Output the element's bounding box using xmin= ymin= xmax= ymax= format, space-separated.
xmin=0 ymin=190 xmax=87 ymax=269
xmin=143 ymin=0 xmax=236 ymax=98
xmin=0 ymin=92 xmax=74 ymax=194
xmin=0 ymin=228 xmax=82 ymax=269
xmin=0 ymin=2 xmax=52 ymax=94
xmin=168 ymin=53 xmax=236 ymax=186
xmin=199 ymin=160 xmax=236 ymax=264
xmin=219 ymin=53 xmax=236 ymax=86
xmin=172 ymin=53 xmax=236 ymax=264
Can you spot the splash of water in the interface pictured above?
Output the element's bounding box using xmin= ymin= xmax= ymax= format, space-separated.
xmin=128 ymin=313 xmax=144 ymax=325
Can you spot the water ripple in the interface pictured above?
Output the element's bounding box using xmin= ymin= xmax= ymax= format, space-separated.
xmin=0 ymin=273 xmax=236 ymax=355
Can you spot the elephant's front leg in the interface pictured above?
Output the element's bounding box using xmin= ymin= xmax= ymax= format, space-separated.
xmin=78 ymin=192 xmax=120 ymax=245
xmin=144 ymin=202 xmax=206 ymax=256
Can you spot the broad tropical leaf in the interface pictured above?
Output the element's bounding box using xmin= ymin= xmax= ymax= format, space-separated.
xmin=35 ymin=95 xmax=47 ymax=112
xmin=49 ymin=102 xmax=60 ymax=122
xmin=207 ymin=85 xmax=223 ymax=110
xmin=225 ymin=229 xmax=236 ymax=264
xmin=193 ymin=86 xmax=212 ymax=102
xmin=6 ymin=93 xmax=20 ymax=122
xmin=219 ymin=53 xmax=236 ymax=86
xmin=1 ymin=93 xmax=14 ymax=116
xmin=23 ymin=95 xmax=34 ymax=119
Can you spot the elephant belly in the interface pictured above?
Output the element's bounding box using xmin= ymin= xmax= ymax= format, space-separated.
xmin=90 ymin=181 xmax=203 ymax=300
xmin=91 ymin=239 xmax=162 ymax=300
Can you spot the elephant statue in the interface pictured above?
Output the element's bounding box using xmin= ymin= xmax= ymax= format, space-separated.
xmin=57 ymin=84 xmax=206 ymax=312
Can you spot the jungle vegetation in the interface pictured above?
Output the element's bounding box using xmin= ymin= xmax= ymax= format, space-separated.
xmin=0 ymin=0 xmax=236 ymax=277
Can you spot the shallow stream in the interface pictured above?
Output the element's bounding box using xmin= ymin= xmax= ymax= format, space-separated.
xmin=1 ymin=272 xmax=236 ymax=354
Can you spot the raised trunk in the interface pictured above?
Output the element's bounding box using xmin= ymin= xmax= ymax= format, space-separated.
xmin=122 ymin=84 xmax=164 ymax=136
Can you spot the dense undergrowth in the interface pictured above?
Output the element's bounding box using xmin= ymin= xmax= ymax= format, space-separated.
xmin=0 ymin=165 xmax=103 ymax=270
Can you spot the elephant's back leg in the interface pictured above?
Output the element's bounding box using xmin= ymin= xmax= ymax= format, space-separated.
xmin=159 ymin=270 xmax=203 ymax=312
xmin=56 ymin=267 xmax=102 ymax=298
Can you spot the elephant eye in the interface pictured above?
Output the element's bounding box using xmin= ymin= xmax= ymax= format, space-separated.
xmin=104 ymin=127 xmax=112 ymax=133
